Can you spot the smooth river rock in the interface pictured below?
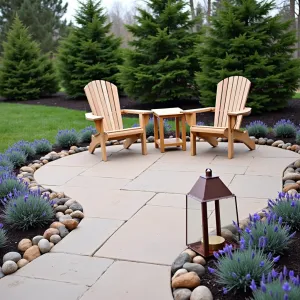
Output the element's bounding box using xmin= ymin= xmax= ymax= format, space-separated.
xmin=171 ymin=253 xmax=192 ymax=274
xmin=18 ymin=239 xmax=32 ymax=252
xmin=182 ymin=249 xmax=197 ymax=259
xmin=17 ymin=259 xmax=29 ymax=268
xmin=38 ymin=239 xmax=51 ymax=254
xmin=173 ymin=288 xmax=192 ymax=300
xmin=32 ymin=235 xmax=44 ymax=246
xmin=2 ymin=261 xmax=18 ymax=275
xmin=172 ymin=271 xmax=200 ymax=289
xmin=190 ymin=286 xmax=213 ymax=300
xmin=172 ymin=269 xmax=188 ymax=281
xmin=43 ymin=228 xmax=59 ymax=240
xmin=3 ymin=252 xmax=21 ymax=263
xmin=23 ymin=246 xmax=41 ymax=262
xmin=282 ymin=173 xmax=300 ymax=181
xmin=183 ymin=263 xmax=205 ymax=277
xmin=193 ymin=256 xmax=206 ymax=265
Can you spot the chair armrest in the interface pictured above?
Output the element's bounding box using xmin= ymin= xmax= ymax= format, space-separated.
xmin=228 ymin=107 xmax=252 ymax=117
xmin=121 ymin=109 xmax=152 ymax=115
xmin=85 ymin=112 xmax=104 ymax=121
xmin=183 ymin=107 xmax=215 ymax=114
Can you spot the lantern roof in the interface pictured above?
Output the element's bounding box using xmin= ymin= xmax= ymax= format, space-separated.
xmin=187 ymin=168 xmax=234 ymax=202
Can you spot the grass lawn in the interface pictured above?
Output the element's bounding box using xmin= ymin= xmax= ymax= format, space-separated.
xmin=0 ymin=103 xmax=139 ymax=153
xmin=293 ymin=92 xmax=300 ymax=99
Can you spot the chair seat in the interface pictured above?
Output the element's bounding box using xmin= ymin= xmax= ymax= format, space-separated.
xmin=106 ymin=127 xmax=143 ymax=139
xmin=190 ymin=125 xmax=226 ymax=135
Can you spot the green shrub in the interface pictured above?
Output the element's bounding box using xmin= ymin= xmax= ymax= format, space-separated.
xmin=0 ymin=173 xmax=28 ymax=202
xmin=268 ymin=193 xmax=300 ymax=231
xmin=10 ymin=140 xmax=36 ymax=159
xmin=251 ymin=267 xmax=300 ymax=299
xmin=273 ymin=119 xmax=297 ymax=138
xmin=239 ymin=212 xmax=295 ymax=254
xmin=33 ymin=139 xmax=52 ymax=154
xmin=296 ymin=131 xmax=300 ymax=144
xmin=5 ymin=149 xmax=27 ymax=168
xmin=4 ymin=192 xmax=54 ymax=230
xmin=209 ymin=240 xmax=276 ymax=294
xmin=56 ymin=129 xmax=79 ymax=148
xmin=0 ymin=224 xmax=7 ymax=249
xmin=80 ymin=126 xmax=97 ymax=143
xmin=246 ymin=121 xmax=268 ymax=138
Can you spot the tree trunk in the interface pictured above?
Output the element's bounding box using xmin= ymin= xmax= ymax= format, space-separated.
xmin=190 ymin=0 xmax=196 ymax=20
xmin=207 ymin=0 xmax=211 ymax=25
xmin=290 ymin=0 xmax=297 ymax=57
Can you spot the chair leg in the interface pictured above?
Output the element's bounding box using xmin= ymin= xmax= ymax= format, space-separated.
xmin=191 ymin=132 xmax=196 ymax=156
xmin=202 ymin=136 xmax=218 ymax=147
xmin=227 ymin=129 xmax=234 ymax=159
xmin=123 ymin=135 xmax=139 ymax=149
xmin=141 ymin=132 xmax=147 ymax=155
xmin=100 ymin=134 xmax=108 ymax=162
xmin=89 ymin=134 xmax=100 ymax=154
xmin=233 ymin=130 xmax=256 ymax=151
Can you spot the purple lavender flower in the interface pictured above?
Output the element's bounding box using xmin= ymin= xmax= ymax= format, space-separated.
xmin=267 ymin=252 xmax=272 ymax=260
xmin=274 ymin=226 xmax=278 ymax=232
xmin=289 ymin=270 xmax=294 ymax=278
xmin=213 ymin=252 xmax=219 ymax=259
xmin=231 ymin=272 xmax=237 ymax=278
xmin=250 ymin=279 xmax=257 ymax=291
xmin=246 ymin=274 xmax=251 ymax=281
xmin=260 ymin=261 xmax=265 ymax=267
xmin=267 ymin=272 xmax=272 ymax=283
xmin=283 ymin=266 xmax=288 ymax=277
xmin=291 ymin=201 xmax=296 ymax=207
xmin=208 ymin=267 xmax=215 ymax=274
xmin=282 ymin=282 xmax=291 ymax=292
xmin=222 ymin=287 xmax=228 ymax=294
xmin=251 ymin=251 xmax=255 ymax=259
xmin=273 ymin=256 xmax=280 ymax=263
xmin=0 ymin=223 xmax=3 ymax=229
xmin=245 ymin=227 xmax=251 ymax=234
xmin=261 ymin=281 xmax=267 ymax=293
xmin=284 ymin=293 xmax=289 ymax=300
xmin=279 ymin=272 xmax=284 ymax=283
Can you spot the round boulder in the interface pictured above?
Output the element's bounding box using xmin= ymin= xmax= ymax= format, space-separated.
xmin=182 ymin=249 xmax=197 ymax=259
xmin=70 ymin=210 xmax=84 ymax=219
xmin=43 ymin=228 xmax=59 ymax=240
xmin=3 ymin=252 xmax=21 ymax=263
xmin=61 ymin=219 xmax=78 ymax=230
xmin=171 ymin=253 xmax=191 ymax=274
xmin=173 ymin=288 xmax=192 ymax=300
xmin=221 ymin=229 xmax=234 ymax=242
xmin=50 ymin=234 xmax=61 ymax=244
xmin=32 ymin=235 xmax=44 ymax=246
xmin=193 ymin=256 xmax=206 ymax=265
xmin=17 ymin=259 xmax=29 ymax=269
xmin=38 ymin=239 xmax=51 ymax=254
xmin=18 ymin=239 xmax=32 ymax=252
xmin=24 ymin=245 xmax=41 ymax=262
xmin=172 ymin=271 xmax=200 ymax=289
xmin=50 ymin=222 xmax=64 ymax=229
xmin=190 ymin=286 xmax=213 ymax=300
xmin=183 ymin=263 xmax=205 ymax=277
xmin=172 ymin=269 xmax=188 ymax=281
xmin=69 ymin=202 xmax=83 ymax=212
xmin=2 ymin=261 xmax=18 ymax=275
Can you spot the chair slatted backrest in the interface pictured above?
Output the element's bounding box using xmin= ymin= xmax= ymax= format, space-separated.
xmin=214 ymin=76 xmax=251 ymax=129
xmin=84 ymin=80 xmax=123 ymax=131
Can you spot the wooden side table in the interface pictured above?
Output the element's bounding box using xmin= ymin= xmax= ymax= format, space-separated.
xmin=152 ymin=107 xmax=186 ymax=153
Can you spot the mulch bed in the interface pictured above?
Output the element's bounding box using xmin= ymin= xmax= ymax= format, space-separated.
xmin=200 ymin=232 xmax=300 ymax=300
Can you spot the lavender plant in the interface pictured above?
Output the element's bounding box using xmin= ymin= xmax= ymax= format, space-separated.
xmin=0 ymin=154 xmax=14 ymax=170
xmin=3 ymin=191 xmax=54 ymax=230
xmin=10 ymin=140 xmax=36 ymax=158
xmin=0 ymin=173 xmax=28 ymax=202
xmin=246 ymin=121 xmax=268 ymax=138
xmin=55 ymin=129 xmax=79 ymax=148
xmin=0 ymin=166 xmax=11 ymax=176
xmin=209 ymin=239 xmax=278 ymax=293
xmin=0 ymin=223 xmax=7 ymax=249
xmin=273 ymin=119 xmax=297 ymax=138
xmin=33 ymin=139 xmax=52 ymax=154
xmin=268 ymin=192 xmax=300 ymax=231
xmin=251 ymin=267 xmax=300 ymax=300
xmin=145 ymin=117 xmax=171 ymax=137
xmin=5 ymin=148 xmax=27 ymax=168
xmin=296 ymin=130 xmax=300 ymax=144
xmin=80 ymin=126 xmax=97 ymax=143
xmin=239 ymin=212 xmax=295 ymax=254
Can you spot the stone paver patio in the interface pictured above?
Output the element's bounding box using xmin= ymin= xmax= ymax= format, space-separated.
xmin=1 ymin=142 xmax=298 ymax=299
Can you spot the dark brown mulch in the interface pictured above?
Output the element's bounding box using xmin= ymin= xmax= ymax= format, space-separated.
xmin=200 ymin=232 xmax=300 ymax=300
xmin=2 ymin=93 xmax=300 ymax=128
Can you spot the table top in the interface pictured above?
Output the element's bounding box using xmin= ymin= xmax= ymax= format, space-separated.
xmin=151 ymin=107 xmax=183 ymax=117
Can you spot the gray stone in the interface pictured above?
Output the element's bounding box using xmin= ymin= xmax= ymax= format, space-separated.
xmin=286 ymin=143 xmax=292 ymax=146
xmin=69 ymin=202 xmax=83 ymax=212
xmin=221 ymin=229 xmax=234 ymax=241
xmin=59 ymin=215 xmax=72 ymax=222
xmin=50 ymin=234 xmax=61 ymax=244
xmin=284 ymin=180 xmax=296 ymax=184
xmin=285 ymin=167 xmax=295 ymax=174
xmin=283 ymin=173 xmax=300 ymax=181
xmin=0 ymin=267 xmax=4 ymax=278
xmin=250 ymin=136 xmax=256 ymax=141
xmin=2 ymin=261 xmax=18 ymax=275
xmin=190 ymin=286 xmax=213 ymax=300
xmin=172 ymin=269 xmax=188 ymax=281
xmin=55 ymin=198 xmax=69 ymax=205
xmin=183 ymin=263 xmax=205 ymax=277
xmin=222 ymin=224 xmax=238 ymax=235
xmin=58 ymin=225 xmax=69 ymax=238
xmin=55 ymin=205 xmax=68 ymax=213
xmin=272 ymin=140 xmax=284 ymax=147
xmin=32 ymin=235 xmax=44 ymax=246
xmin=70 ymin=210 xmax=84 ymax=219
xmin=173 ymin=288 xmax=192 ymax=300
xmin=267 ymin=139 xmax=274 ymax=145
xmin=282 ymin=144 xmax=288 ymax=149
xmin=171 ymin=253 xmax=191 ymax=274
xmin=38 ymin=239 xmax=51 ymax=254
xmin=56 ymin=212 xmax=64 ymax=219
xmin=147 ymin=136 xmax=154 ymax=143
xmin=294 ymin=159 xmax=300 ymax=168
xmin=65 ymin=199 xmax=76 ymax=207
xmin=258 ymin=138 xmax=266 ymax=145
xmin=3 ymin=252 xmax=21 ymax=263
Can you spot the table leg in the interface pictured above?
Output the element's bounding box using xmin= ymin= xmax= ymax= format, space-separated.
xmin=159 ymin=117 xmax=165 ymax=153
xmin=181 ymin=115 xmax=186 ymax=151
xmin=154 ymin=115 xmax=159 ymax=149
xmin=175 ymin=117 xmax=180 ymax=147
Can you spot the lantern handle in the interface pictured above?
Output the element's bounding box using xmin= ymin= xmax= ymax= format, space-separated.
xmin=205 ymin=168 xmax=212 ymax=178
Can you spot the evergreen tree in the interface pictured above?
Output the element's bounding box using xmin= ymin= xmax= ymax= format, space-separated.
xmin=0 ymin=0 xmax=69 ymax=53
xmin=197 ymin=0 xmax=300 ymax=113
xmin=0 ymin=16 xmax=58 ymax=100
xmin=57 ymin=0 xmax=121 ymax=98
xmin=118 ymin=0 xmax=202 ymax=104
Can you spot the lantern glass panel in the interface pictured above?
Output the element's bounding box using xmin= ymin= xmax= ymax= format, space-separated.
xmin=186 ymin=196 xmax=202 ymax=245
xmin=219 ymin=197 xmax=238 ymax=229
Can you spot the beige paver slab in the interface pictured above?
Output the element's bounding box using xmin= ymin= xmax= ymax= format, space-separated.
xmin=94 ymin=205 xmax=186 ymax=265
xmin=60 ymin=186 xmax=155 ymax=220
xmin=124 ymin=169 xmax=234 ymax=194
xmin=64 ymin=175 xmax=129 ymax=190
xmin=51 ymin=218 xmax=124 ymax=256
xmin=81 ymin=153 xmax=161 ymax=179
xmin=0 ymin=276 xmax=87 ymax=300
xmin=80 ymin=261 xmax=173 ymax=300
xmin=246 ymin=157 xmax=295 ymax=176
xmin=34 ymin=165 xmax=87 ymax=186
xmin=15 ymin=253 xmax=113 ymax=286
xmin=237 ymin=197 xmax=268 ymax=219
xmin=229 ymin=174 xmax=281 ymax=199
xmin=147 ymin=193 xmax=186 ymax=209
xmin=211 ymin=154 xmax=254 ymax=167
xmin=247 ymin=145 xmax=299 ymax=158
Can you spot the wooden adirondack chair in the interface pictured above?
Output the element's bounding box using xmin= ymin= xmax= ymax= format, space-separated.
xmin=84 ymin=80 xmax=151 ymax=161
xmin=184 ymin=76 xmax=255 ymax=159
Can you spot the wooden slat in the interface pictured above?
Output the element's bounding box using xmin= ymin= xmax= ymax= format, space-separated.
xmin=221 ymin=77 xmax=234 ymax=127
xmin=227 ymin=77 xmax=237 ymax=121
xmin=84 ymin=85 xmax=98 ymax=116
xmin=111 ymin=84 xmax=123 ymax=129
xmin=191 ymin=126 xmax=226 ymax=135
xmin=218 ymin=78 xmax=229 ymax=127
xmin=232 ymin=76 xmax=243 ymax=113
xmin=106 ymin=81 xmax=119 ymax=130
xmin=214 ymin=80 xmax=224 ymax=127
xmin=101 ymin=80 xmax=115 ymax=131
xmin=107 ymin=127 xmax=143 ymax=139
xmin=236 ymin=78 xmax=251 ymax=128
xmin=95 ymin=81 xmax=111 ymax=131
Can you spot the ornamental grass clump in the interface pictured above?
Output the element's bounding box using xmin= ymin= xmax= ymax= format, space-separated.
xmin=3 ymin=191 xmax=54 ymax=230
xmin=251 ymin=266 xmax=300 ymax=300
xmin=239 ymin=212 xmax=295 ymax=254
xmin=80 ymin=126 xmax=97 ymax=143
xmin=0 ymin=173 xmax=28 ymax=201
xmin=10 ymin=140 xmax=36 ymax=159
xmin=33 ymin=139 xmax=52 ymax=154
xmin=56 ymin=129 xmax=79 ymax=148
xmin=246 ymin=121 xmax=268 ymax=138
xmin=273 ymin=119 xmax=297 ymax=138
xmin=268 ymin=192 xmax=300 ymax=231
xmin=209 ymin=238 xmax=278 ymax=293
xmin=0 ymin=223 xmax=7 ymax=249
xmin=5 ymin=148 xmax=27 ymax=168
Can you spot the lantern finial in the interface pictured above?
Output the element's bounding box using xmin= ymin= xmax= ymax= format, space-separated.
xmin=205 ymin=168 xmax=212 ymax=178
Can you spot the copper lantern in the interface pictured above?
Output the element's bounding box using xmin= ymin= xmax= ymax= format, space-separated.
xmin=186 ymin=168 xmax=239 ymax=257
